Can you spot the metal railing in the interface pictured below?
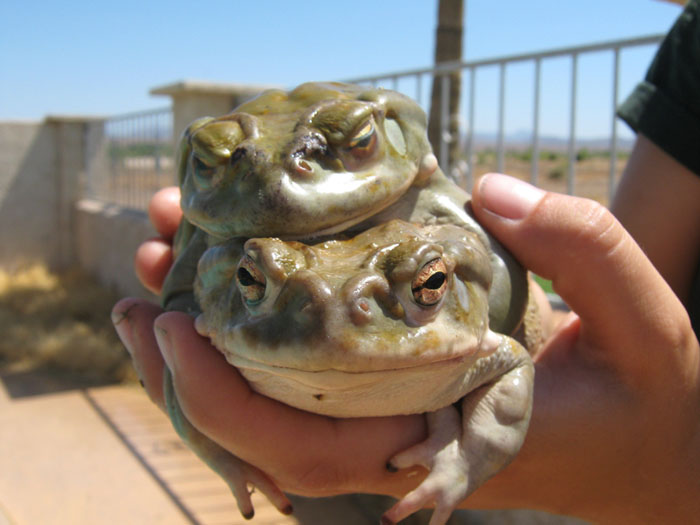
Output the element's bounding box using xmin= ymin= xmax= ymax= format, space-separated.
xmin=84 ymin=107 xmax=174 ymax=210
xmin=345 ymin=33 xmax=664 ymax=205
xmin=84 ymin=34 xmax=663 ymax=211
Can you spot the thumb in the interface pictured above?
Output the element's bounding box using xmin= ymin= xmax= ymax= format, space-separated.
xmin=472 ymin=173 xmax=689 ymax=374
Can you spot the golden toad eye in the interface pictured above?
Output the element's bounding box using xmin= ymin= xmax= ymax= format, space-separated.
xmin=346 ymin=118 xmax=378 ymax=159
xmin=236 ymin=256 xmax=267 ymax=304
xmin=411 ymin=258 xmax=448 ymax=306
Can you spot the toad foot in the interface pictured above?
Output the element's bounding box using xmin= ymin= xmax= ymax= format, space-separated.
xmin=383 ymin=338 xmax=534 ymax=525
xmin=383 ymin=406 xmax=470 ymax=525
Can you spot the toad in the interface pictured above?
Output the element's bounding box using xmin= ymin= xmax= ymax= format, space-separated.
xmin=161 ymin=82 xmax=527 ymax=335
xmin=160 ymin=83 xmax=538 ymax=525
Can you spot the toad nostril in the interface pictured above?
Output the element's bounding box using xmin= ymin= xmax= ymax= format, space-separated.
xmin=343 ymin=273 xmax=401 ymax=326
xmin=230 ymin=147 xmax=247 ymax=164
xmin=293 ymin=158 xmax=314 ymax=177
xmin=283 ymin=270 xmax=332 ymax=323
xmin=349 ymin=297 xmax=373 ymax=326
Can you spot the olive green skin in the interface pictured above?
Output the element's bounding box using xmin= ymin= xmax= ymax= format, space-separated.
xmin=162 ymin=82 xmax=527 ymax=335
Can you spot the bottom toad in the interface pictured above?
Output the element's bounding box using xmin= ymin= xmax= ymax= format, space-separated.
xmin=166 ymin=220 xmax=536 ymax=525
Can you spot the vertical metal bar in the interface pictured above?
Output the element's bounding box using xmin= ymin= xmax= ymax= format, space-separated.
xmin=147 ymin=115 xmax=152 ymax=208
xmin=155 ymin=112 xmax=161 ymax=176
xmin=531 ymin=58 xmax=541 ymax=186
xmin=167 ymin=110 xmax=175 ymax=186
xmin=135 ymin=116 xmax=140 ymax=209
xmin=126 ymin=118 xmax=131 ymax=207
xmin=83 ymin=121 xmax=91 ymax=199
xmin=122 ymin=118 xmax=127 ymax=207
xmin=137 ymin=116 xmax=142 ymax=209
xmin=439 ymin=74 xmax=450 ymax=173
xmin=609 ymin=47 xmax=620 ymax=204
xmin=567 ymin=53 xmax=578 ymax=195
xmin=465 ymin=67 xmax=476 ymax=189
xmin=415 ymin=73 xmax=422 ymax=106
xmin=392 ymin=75 xmax=399 ymax=91
xmin=132 ymin=117 xmax=137 ymax=208
xmin=110 ymin=120 xmax=116 ymax=203
xmin=497 ymin=62 xmax=506 ymax=173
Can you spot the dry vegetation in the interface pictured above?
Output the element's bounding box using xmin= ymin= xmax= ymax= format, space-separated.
xmin=0 ymin=264 xmax=136 ymax=384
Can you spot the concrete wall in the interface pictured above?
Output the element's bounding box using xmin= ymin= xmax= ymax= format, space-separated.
xmin=74 ymin=199 xmax=155 ymax=300
xmin=0 ymin=82 xmax=276 ymax=298
xmin=0 ymin=122 xmax=59 ymax=270
xmin=0 ymin=117 xmax=152 ymax=298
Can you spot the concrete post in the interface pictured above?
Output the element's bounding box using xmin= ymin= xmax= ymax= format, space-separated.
xmin=45 ymin=116 xmax=105 ymax=269
xmin=150 ymin=80 xmax=277 ymax=141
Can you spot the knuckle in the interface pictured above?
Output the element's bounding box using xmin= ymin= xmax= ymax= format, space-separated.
xmin=543 ymin=196 xmax=628 ymax=268
xmin=572 ymin=199 xmax=623 ymax=255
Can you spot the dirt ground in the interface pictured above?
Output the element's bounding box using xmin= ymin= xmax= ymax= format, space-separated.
xmin=0 ymin=264 xmax=136 ymax=391
xmin=469 ymin=153 xmax=628 ymax=207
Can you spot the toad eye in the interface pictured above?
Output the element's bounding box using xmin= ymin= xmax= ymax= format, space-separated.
xmin=192 ymin=154 xmax=216 ymax=173
xmin=236 ymin=256 xmax=267 ymax=304
xmin=345 ymin=118 xmax=378 ymax=160
xmin=190 ymin=120 xmax=244 ymax=183
xmin=411 ymin=258 xmax=448 ymax=306
xmin=190 ymin=152 xmax=221 ymax=189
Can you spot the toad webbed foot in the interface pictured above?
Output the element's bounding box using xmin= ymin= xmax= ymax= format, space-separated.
xmin=382 ymin=337 xmax=535 ymax=525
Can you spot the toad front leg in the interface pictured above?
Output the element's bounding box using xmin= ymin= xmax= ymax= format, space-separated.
xmin=382 ymin=337 xmax=534 ymax=525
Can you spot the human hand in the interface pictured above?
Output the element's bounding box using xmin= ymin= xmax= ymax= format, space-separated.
xmin=113 ymin=187 xmax=428 ymax=501
xmin=113 ymin=176 xmax=700 ymax=522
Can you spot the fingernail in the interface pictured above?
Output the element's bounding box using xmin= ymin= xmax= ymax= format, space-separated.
xmin=154 ymin=321 xmax=175 ymax=370
xmin=112 ymin=301 xmax=136 ymax=355
xmin=477 ymin=173 xmax=545 ymax=220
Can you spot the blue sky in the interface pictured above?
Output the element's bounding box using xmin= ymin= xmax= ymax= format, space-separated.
xmin=0 ymin=1 xmax=683 ymax=138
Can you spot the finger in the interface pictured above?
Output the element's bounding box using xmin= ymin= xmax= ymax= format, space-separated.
xmin=112 ymin=298 xmax=167 ymax=409
xmin=153 ymin=311 xmax=426 ymax=495
xmin=135 ymin=238 xmax=173 ymax=295
xmin=148 ymin=186 xmax=182 ymax=240
xmin=472 ymin=173 xmax=693 ymax=378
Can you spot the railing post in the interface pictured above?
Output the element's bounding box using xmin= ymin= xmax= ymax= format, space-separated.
xmin=497 ymin=62 xmax=506 ymax=174
xmin=567 ymin=53 xmax=579 ymax=195
xmin=531 ymin=58 xmax=541 ymax=186
xmin=415 ymin=73 xmax=423 ymax=106
xmin=609 ymin=47 xmax=621 ymax=203
xmin=439 ymin=74 xmax=450 ymax=173
xmin=465 ymin=67 xmax=476 ymax=189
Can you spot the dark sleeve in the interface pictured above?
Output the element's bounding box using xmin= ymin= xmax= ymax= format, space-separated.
xmin=617 ymin=0 xmax=700 ymax=176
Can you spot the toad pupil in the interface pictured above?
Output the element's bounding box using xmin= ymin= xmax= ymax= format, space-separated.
xmin=237 ymin=267 xmax=260 ymax=287
xmin=424 ymin=272 xmax=446 ymax=290
xmin=413 ymin=272 xmax=447 ymax=293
